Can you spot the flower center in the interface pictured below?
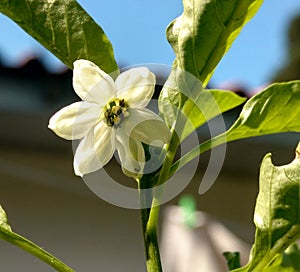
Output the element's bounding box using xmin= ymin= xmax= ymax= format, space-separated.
xmin=103 ymin=98 xmax=129 ymax=128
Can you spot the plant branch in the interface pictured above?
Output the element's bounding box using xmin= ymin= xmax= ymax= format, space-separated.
xmin=0 ymin=227 xmax=74 ymax=272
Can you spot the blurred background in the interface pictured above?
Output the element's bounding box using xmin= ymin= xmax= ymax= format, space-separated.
xmin=0 ymin=0 xmax=300 ymax=271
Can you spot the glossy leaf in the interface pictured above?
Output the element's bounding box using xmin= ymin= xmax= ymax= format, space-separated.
xmin=233 ymin=143 xmax=300 ymax=272
xmin=181 ymin=89 xmax=245 ymax=139
xmin=167 ymin=0 xmax=264 ymax=85
xmin=0 ymin=206 xmax=11 ymax=231
xmin=0 ymin=0 xmax=118 ymax=74
xmin=158 ymin=67 xmax=245 ymax=138
xmin=170 ymin=81 xmax=300 ymax=177
xmin=159 ymin=0 xmax=262 ymax=129
xmin=225 ymin=81 xmax=300 ymax=142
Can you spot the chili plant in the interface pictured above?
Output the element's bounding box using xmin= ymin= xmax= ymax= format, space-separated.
xmin=0 ymin=0 xmax=300 ymax=271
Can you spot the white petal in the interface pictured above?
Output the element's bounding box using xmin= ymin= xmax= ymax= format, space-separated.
xmin=73 ymin=130 xmax=102 ymax=177
xmin=48 ymin=101 xmax=100 ymax=140
xmin=115 ymin=67 xmax=155 ymax=108
xmin=124 ymin=108 xmax=170 ymax=146
xmin=94 ymin=121 xmax=116 ymax=165
xmin=73 ymin=60 xmax=116 ymax=104
xmin=73 ymin=123 xmax=115 ymax=176
xmin=116 ymin=128 xmax=145 ymax=177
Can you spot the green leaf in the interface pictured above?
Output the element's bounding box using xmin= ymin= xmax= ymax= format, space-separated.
xmin=167 ymin=0 xmax=264 ymax=85
xmin=264 ymin=244 xmax=300 ymax=272
xmin=225 ymin=81 xmax=300 ymax=142
xmin=158 ymin=67 xmax=245 ymax=139
xmin=233 ymin=143 xmax=300 ymax=272
xmin=159 ymin=0 xmax=262 ymax=133
xmin=223 ymin=252 xmax=241 ymax=270
xmin=0 ymin=205 xmax=11 ymax=231
xmin=158 ymin=67 xmax=200 ymax=130
xmin=181 ymin=89 xmax=246 ymax=139
xmin=170 ymin=81 xmax=300 ymax=185
xmin=0 ymin=0 xmax=118 ymax=74
xmin=0 ymin=205 xmax=74 ymax=271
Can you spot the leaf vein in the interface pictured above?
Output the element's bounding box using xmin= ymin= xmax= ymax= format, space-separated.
xmin=63 ymin=4 xmax=71 ymax=60
xmin=47 ymin=4 xmax=56 ymax=47
xmin=24 ymin=0 xmax=33 ymax=26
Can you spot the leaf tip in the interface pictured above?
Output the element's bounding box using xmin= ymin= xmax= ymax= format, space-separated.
xmin=0 ymin=205 xmax=12 ymax=232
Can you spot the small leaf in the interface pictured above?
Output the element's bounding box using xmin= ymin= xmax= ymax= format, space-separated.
xmin=167 ymin=0 xmax=264 ymax=85
xmin=264 ymin=244 xmax=300 ymax=272
xmin=181 ymin=89 xmax=246 ymax=139
xmin=226 ymin=81 xmax=300 ymax=142
xmin=158 ymin=67 xmax=245 ymax=138
xmin=0 ymin=0 xmax=118 ymax=74
xmin=233 ymin=143 xmax=300 ymax=271
xmin=0 ymin=205 xmax=11 ymax=231
xmin=158 ymin=67 xmax=202 ymax=130
xmin=223 ymin=252 xmax=241 ymax=270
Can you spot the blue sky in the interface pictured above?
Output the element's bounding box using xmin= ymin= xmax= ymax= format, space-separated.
xmin=0 ymin=1 xmax=300 ymax=90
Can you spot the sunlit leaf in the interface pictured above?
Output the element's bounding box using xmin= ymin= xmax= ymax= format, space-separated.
xmin=181 ymin=89 xmax=245 ymax=139
xmin=0 ymin=0 xmax=118 ymax=74
xmin=160 ymin=0 xmax=262 ymax=128
xmin=233 ymin=143 xmax=300 ymax=271
xmin=171 ymin=81 xmax=300 ymax=180
xmin=158 ymin=68 xmax=245 ymax=137
xmin=0 ymin=206 xmax=11 ymax=231
xmin=225 ymin=81 xmax=300 ymax=142
xmin=167 ymin=0 xmax=264 ymax=85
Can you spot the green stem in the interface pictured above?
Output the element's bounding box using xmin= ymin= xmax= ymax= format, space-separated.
xmin=145 ymin=205 xmax=162 ymax=272
xmin=138 ymin=126 xmax=181 ymax=272
xmin=169 ymin=132 xmax=227 ymax=178
xmin=139 ymin=178 xmax=162 ymax=272
xmin=0 ymin=227 xmax=74 ymax=272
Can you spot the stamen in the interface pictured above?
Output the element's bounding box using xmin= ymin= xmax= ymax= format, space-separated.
xmin=104 ymin=98 xmax=129 ymax=128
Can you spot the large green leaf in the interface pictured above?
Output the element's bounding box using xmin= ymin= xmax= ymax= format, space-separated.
xmin=159 ymin=0 xmax=262 ymax=129
xmin=0 ymin=0 xmax=118 ymax=74
xmin=225 ymin=81 xmax=300 ymax=142
xmin=167 ymin=0 xmax=264 ymax=85
xmin=170 ymin=81 xmax=300 ymax=176
xmin=233 ymin=143 xmax=300 ymax=272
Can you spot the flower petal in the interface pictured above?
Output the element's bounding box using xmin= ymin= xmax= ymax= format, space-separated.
xmin=115 ymin=67 xmax=155 ymax=108
xmin=73 ymin=122 xmax=115 ymax=176
xmin=48 ymin=101 xmax=100 ymax=140
xmin=94 ymin=121 xmax=116 ymax=165
xmin=73 ymin=60 xmax=116 ymax=105
xmin=116 ymin=128 xmax=145 ymax=177
xmin=124 ymin=108 xmax=170 ymax=146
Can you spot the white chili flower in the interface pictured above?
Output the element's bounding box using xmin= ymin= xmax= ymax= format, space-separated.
xmin=48 ymin=60 xmax=170 ymax=177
